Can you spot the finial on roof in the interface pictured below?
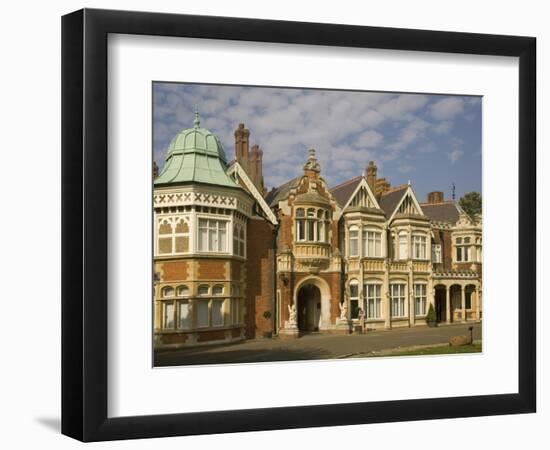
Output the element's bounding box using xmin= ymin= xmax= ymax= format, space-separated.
xmin=193 ymin=105 xmax=200 ymax=128
xmin=303 ymin=148 xmax=321 ymax=173
xmin=407 ymin=179 xmax=411 ymax=186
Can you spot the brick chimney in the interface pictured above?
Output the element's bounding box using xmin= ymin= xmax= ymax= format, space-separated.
xmin=234 ymin=123 xmax=250 ymax=171
xmin=427 ymin=191 xmax=444 ymax=204
xmin=249 ymin=144 xmax=265 ymax=194
xmin=364 ymin=161 xmax=377 ymax=192
xmin=153 ymin=161 xmax=159 ymax=179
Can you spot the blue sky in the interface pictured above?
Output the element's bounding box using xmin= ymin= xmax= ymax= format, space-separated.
xmin=153 ymin=82 xmax=481 ymax=202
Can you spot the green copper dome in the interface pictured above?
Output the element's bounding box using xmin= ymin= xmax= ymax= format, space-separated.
xmin=154 ymin=113 xmax=238 ymax=188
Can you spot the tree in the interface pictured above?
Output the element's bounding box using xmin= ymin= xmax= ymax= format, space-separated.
xmin=459 ymin=192 xmax=482 ymax=217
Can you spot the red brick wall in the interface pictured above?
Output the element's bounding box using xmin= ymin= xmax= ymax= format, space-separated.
xmin=162 ymin=261 xmax=189 ymax=281
xmin=441 ymin=229 xmax=453 ymax=269
xmin=245 ymin=218 xmax=275 ymax=338
xmin=197 ymin=260 xmax=226 ymax=280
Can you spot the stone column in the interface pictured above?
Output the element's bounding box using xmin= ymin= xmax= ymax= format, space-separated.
xmin=461 ymin=285 xmax=466 ymax=323
xmin=445 ymin=286 xmax=451 ymax=324
xmin=408 ymin=261 xmax=414 ymax=327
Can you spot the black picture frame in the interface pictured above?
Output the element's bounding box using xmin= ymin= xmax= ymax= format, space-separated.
xmin=61 ymin=8 xmax=536 ymax=442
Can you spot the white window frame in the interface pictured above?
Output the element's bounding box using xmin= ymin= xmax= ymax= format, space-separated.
xmin=162 ymin=300 xmax=175 ymax=329
xmin=364 ymin=283 xmax=382 ymax=319
xmin=349 ymin=226 xmax=359 ymax=257
xmin=414 ymin=283 xmax=427 ymax=316
xmin=156 ymin=216 xmax=190 ymax=256
xmin=363 ymin=229 xmax=382 ymax=258
xmin=390 ymin=283 xmax=406 ymax=318
xmin=412 ymin=234 xmax=427 ymax=260
xmin=233 ymin=222 xmax=246 ymax=257
xmin=198 ymin=218 xmax=228 ymax=253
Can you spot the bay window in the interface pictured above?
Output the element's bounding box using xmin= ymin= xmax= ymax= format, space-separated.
xmin=363 ymin=230 xmax=382 ymax=257
xmin=198 ymin=219 xmax=227 ymax=252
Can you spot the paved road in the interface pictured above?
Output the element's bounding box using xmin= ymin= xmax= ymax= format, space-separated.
xmin=154 ymin=323 xmax=481 ymax=367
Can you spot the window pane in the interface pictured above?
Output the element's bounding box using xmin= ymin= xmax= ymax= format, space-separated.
xmin=159 ymin=221 xmax=172 ymax=234
xmin=161 ymin=286 xmax=174 ymax=297
xmin=212 ymin=300 xmax=224 ymax=326
xmin=197 ymin=301 xmax=209 ymax=327
xmin=197 ymin=285 xmax=209 ymax=296
xmin=175 ymin=236 xmax=189 ymax=253
xmin=296 ymin=208 xmax=304 ymax=218
xmin=349 ymin=283 xmax=359 ymax=298
xmin=163 ymin=301 xmax=174 ymax=328
xmin=158 ymin=237 xmax=172 ymax=254
xmin=175 ymin=220 xmax=188 ymax=233
xmin=176 ymin=285 xmax=189 ymax=297
xmin=199 ymin=227 xmax=208 ymax=251
xmin=179 ymin=301 xmax=189 ymax=329
xmin=218 ymin=225 xmax=226 ymax=251
xmin=213 ymin=285 xmax=224 ymax=296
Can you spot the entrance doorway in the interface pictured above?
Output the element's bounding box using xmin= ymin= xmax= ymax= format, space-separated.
xmin=297 ymin=284 xmax=321 ymax=332
xmin=435 ymin=286 xmax=447 ymax=323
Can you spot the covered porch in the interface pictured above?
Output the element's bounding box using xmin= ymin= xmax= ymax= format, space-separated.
xmin=433 ymin=273 xmax=481 ymax=324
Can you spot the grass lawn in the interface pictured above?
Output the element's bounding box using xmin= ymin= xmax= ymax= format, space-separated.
xmin=374 ymin=342 xmax=482 ymax=357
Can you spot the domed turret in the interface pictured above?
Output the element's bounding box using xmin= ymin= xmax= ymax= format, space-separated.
xmin=154 ymin=112 xmax=237 ymax=188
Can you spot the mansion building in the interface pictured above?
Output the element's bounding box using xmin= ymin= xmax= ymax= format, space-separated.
xmin=153 ymin=114 xmax=482 ymax=347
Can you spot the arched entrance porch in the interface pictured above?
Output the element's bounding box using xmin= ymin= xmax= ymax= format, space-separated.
xmin=294 ymin=276 xmax=332 ymax=333
xmin=297 ymin=284 xmax=321 ymax=332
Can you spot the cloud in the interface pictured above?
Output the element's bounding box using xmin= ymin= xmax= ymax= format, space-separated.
xmin=153 ymin=83 xmax=479 ymax=189
xmin=430 ymin=97 xmax=465 ymax=120
xmin=448 ymin=148 xmax=464 ymax=163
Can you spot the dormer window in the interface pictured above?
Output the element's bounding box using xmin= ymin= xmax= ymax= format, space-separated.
xmin=456 ymin=236 xmax=471 ymax=262
xmin=295 ymin=207 xmax=328 ymax=243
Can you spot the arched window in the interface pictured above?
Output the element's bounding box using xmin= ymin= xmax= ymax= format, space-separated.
xmin=212 ymin=285 xmax=224 ymax=296
xmin=158 ymin=219 xmax=173 ymax=255
xmin=176 ymin=285 xmax=189 ymax=297
xmin=161 ymin=286 xmax=174 ymax=297
xmin=349 ymin=225 xmax=359 ymax=256
xmin=197 ymin=285 xmax=209 ymax=296
xmin=157 ymin=217 xmax=190 ymax=255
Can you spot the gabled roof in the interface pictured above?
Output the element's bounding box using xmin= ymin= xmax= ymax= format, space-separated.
xmin=265 ymin=176 xmax=301 ymax=207
xmin=227 ymin=162 xmax=278 ymax=225
xmin=378 ymin=185 xmax=408 ymax=217
xmin=330 ymin=176 xmax=362 ymax=207
xmin=420 ymin=201 xmax=461 ymax=224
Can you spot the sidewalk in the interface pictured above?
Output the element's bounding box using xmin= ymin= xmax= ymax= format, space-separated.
xmin=154 ymin=322 xmax=482 ymax=367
